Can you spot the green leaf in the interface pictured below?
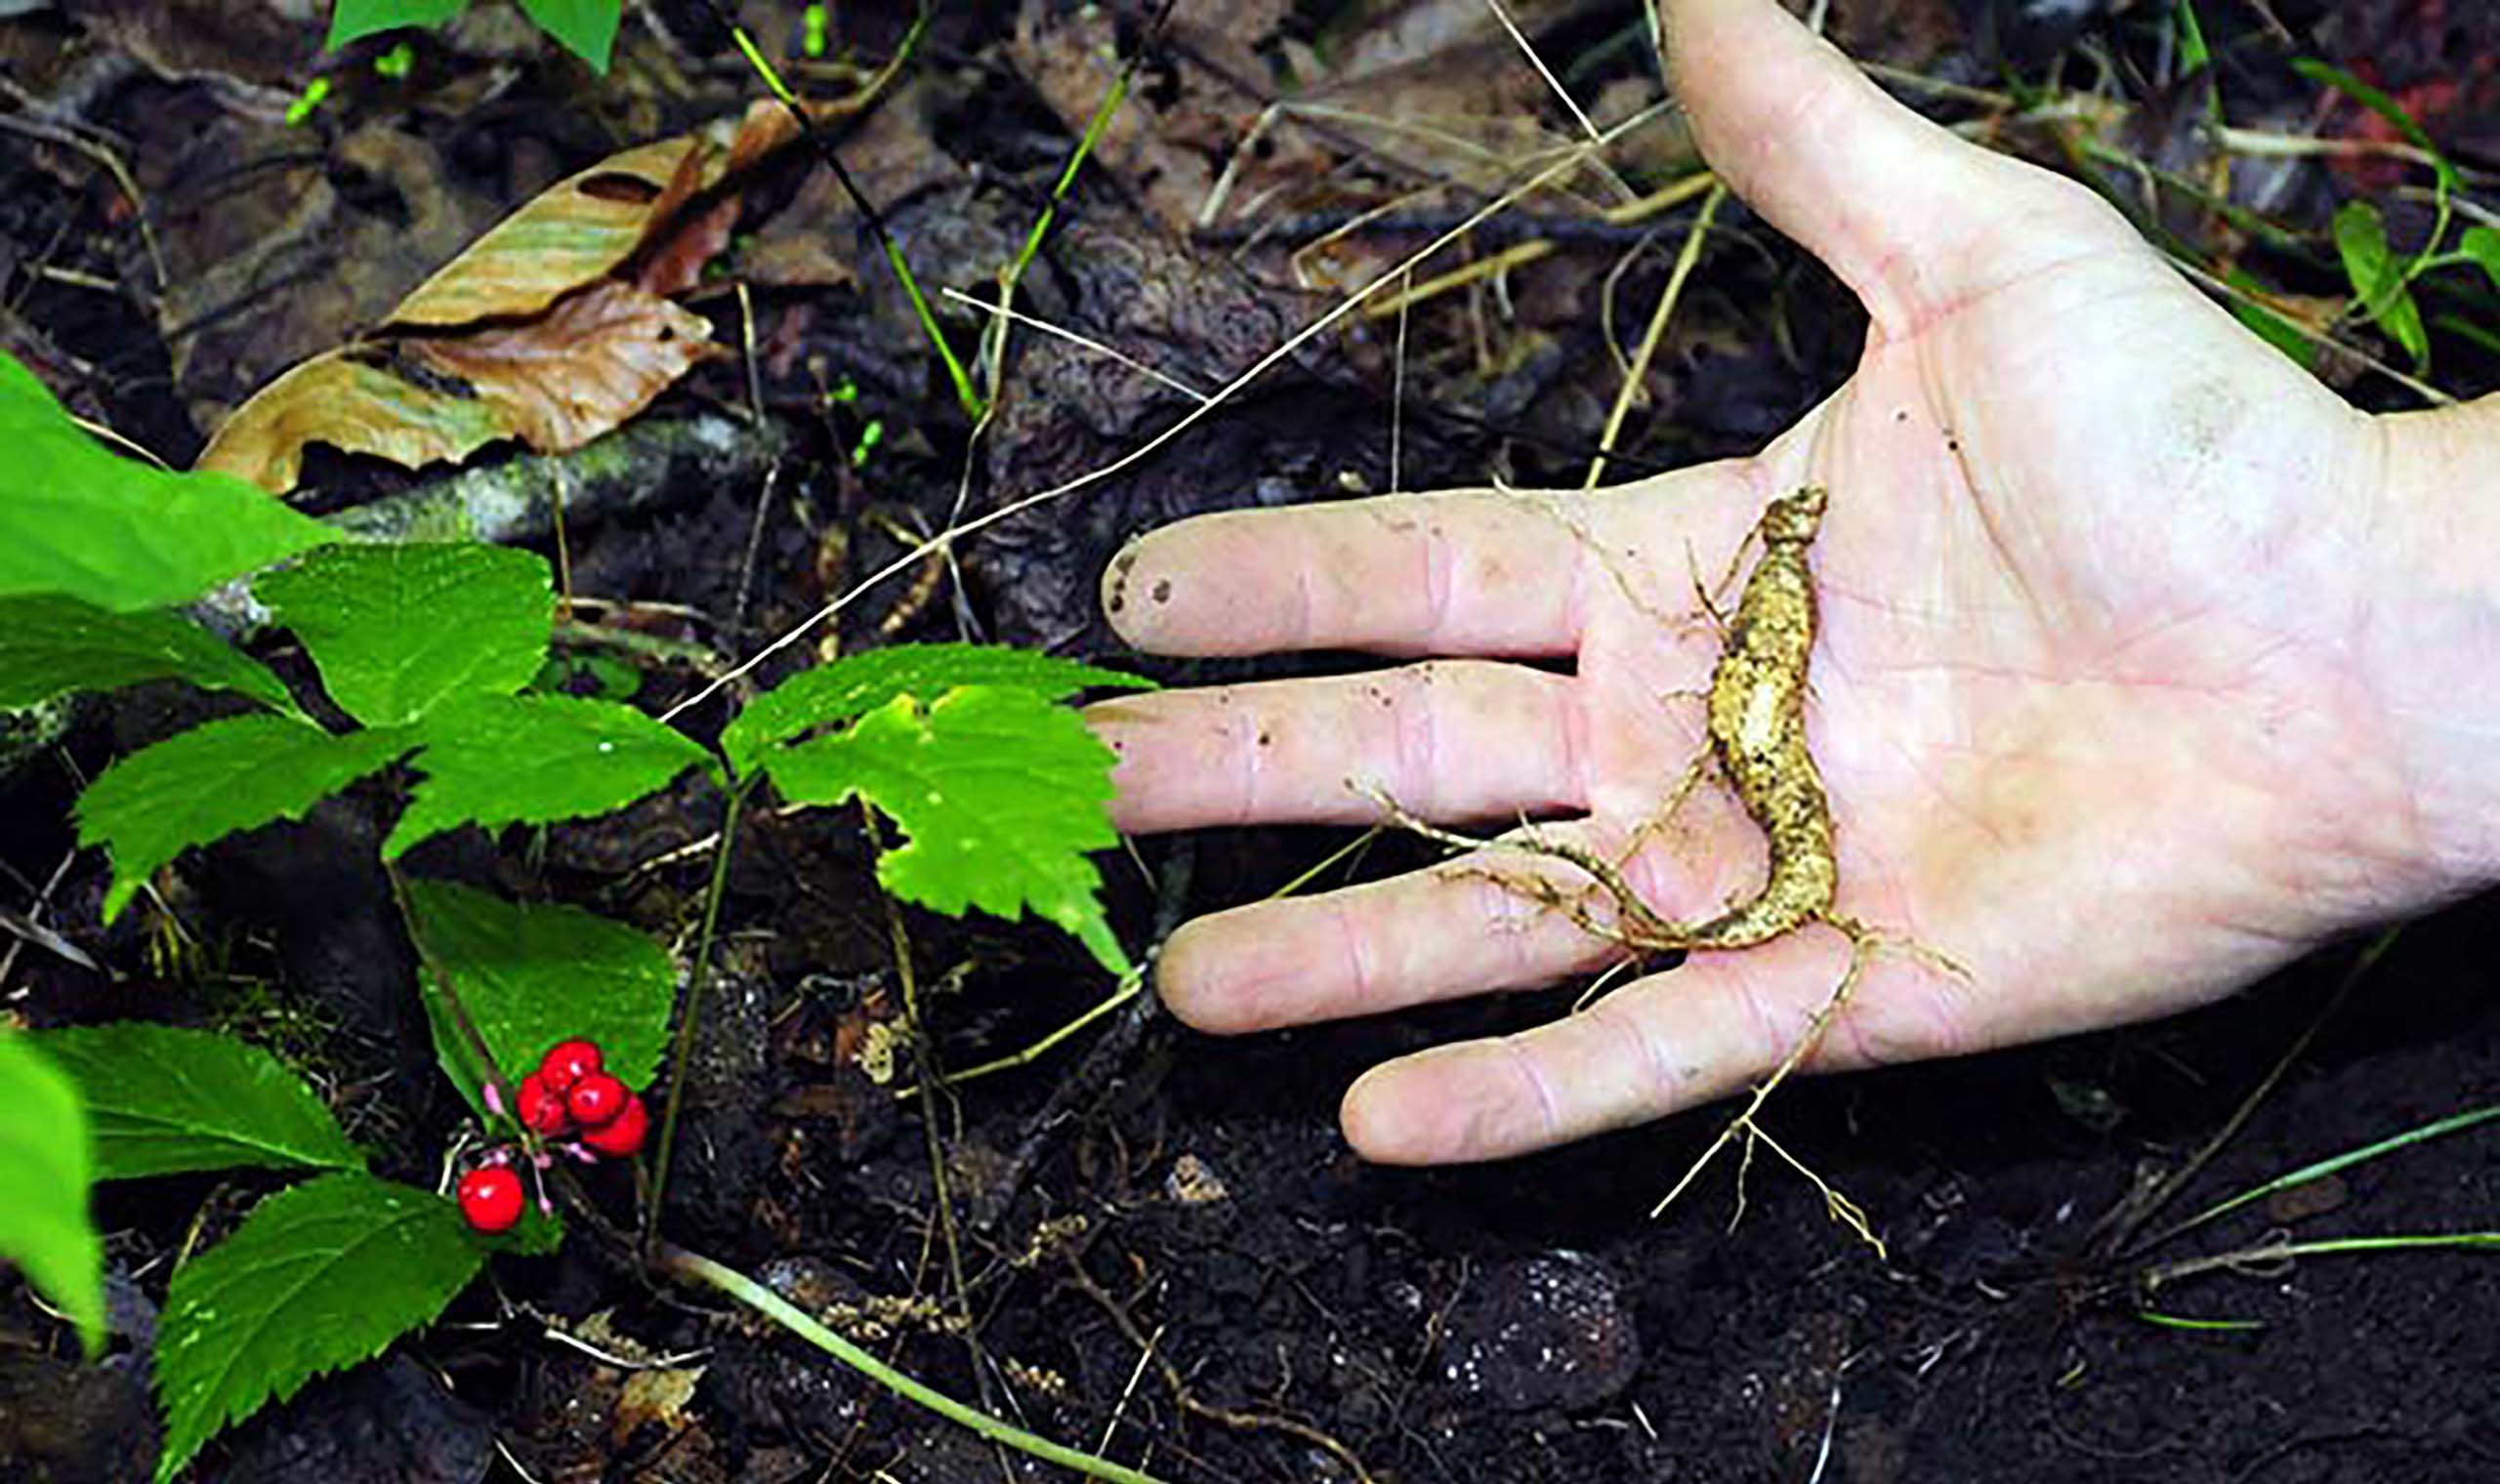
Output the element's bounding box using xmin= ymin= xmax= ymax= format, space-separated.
xmin=2333 ymin=199 xmax=2430 ymax=367
xmin=257 ymin=543 xmax=552 ymax=727
xmin=0 ymin=1034 xmax=103 ymax=1357
xmin=2333 ymin=199 xmax=2397 ymax=297
xmin=75 ymin=716 xmax=414 ymax=923
xmin=384 ymin=693 xmax=714 ymax=860
xmin=2174 ymin=0 xmax=2211 ymax=72
xmin=0 ymin=596 xmax=296 ymax=714
xmin=2460 ymin=226 xmax=2500 ymax=293
xmin=0 ymin=352 xmax=335 ymax=612
xmin=767 ymin=687 xmax=1133 ymax=974
xmin=517 ymin=0 xmax=621 ymax=70
xmin=153 ymin=1173 xmax=484 ymax=1484
xmin=2294 ymin=58 xmax=2458 ymax=192
xmin=326 ymin=0 xmax=468 ymax=49
xmin=38 ymin=1024 xmax=363 ymax=1180
xmin=400 ymin=881 xmax=673 ymax=1115
xmin=723 ymin=642 xmax=1152 ymax=777
xmin=2230 ymin=300 xmax=2320 ymax=372
xmin=2222 ymin=268 xmax=2321 ymax=374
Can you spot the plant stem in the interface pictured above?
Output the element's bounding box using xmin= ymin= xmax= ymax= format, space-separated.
xmin=2100 ymin=927 xmax=2397 ymax=1259
xmin=2152 ymin=1101 xmax=2500 ymax=1250
xmin=386 ymin=864 xmax=513 ymax=1109
xmin=1583 ymin=182 xmax=1723 ymax=489
xmin=897 ymin=972 xmax=1141 ymax=1096
xmin=866 ymin=809 xmax=997 ymax=1422
xmin=657 ymin=1244 xmax=1175 ymax=1484
xmin=643 ymin=776 xmax=751 ymax=1255
xmin=704 ymin=2 xmax=981 ymax=419
xmin=980 ymin=0 xmax=1177 ymax=393
xmin=2142 ymin=1231 xmax=2500 ymax=1293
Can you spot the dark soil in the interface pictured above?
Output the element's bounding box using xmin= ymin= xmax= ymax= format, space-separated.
xmin=7 ymin=1 xmax=2500 ymax=1481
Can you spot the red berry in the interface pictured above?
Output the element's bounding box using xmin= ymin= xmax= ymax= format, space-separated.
xmin=516 ymin=1073 xmax=569 ymax=1135
xmin=580 ymin=1093 xmax=648 ymax=1158
xmin=457 ymin=1166 xmax=525 ymax=1233
xmin=567 ymin=1071 xmax=628 ymax=1128
xmin=538 ymin=1039 xmax=603 ymax=1093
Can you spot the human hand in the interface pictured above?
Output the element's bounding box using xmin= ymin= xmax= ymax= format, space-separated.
xmin=1084 ymin=0 xmax=2471 ymax=1163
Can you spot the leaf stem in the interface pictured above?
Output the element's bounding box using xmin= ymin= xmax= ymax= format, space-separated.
xmin=643 ymin=775 xmax=752 ymax=1255
xmin=656 ymin=1243 xmax=1174 ymax=1484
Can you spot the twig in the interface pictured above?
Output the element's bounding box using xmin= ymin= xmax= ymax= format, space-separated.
xmin=2094 ymin=927 xmax=2397 ymax=1260
xmin=1584 ymin=183 xmax=1725 ymax=487
xmin=658 ymin=102 xmax=1679 ymax=727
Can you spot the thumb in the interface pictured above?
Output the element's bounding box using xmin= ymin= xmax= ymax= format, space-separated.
xmin=1661 ymin=0 xmax=2139 ymax=329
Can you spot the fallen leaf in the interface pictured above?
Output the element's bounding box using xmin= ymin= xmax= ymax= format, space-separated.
xmin=418 ymin=281 xmax=718 ymax=449
xmin=191 ymin=113 xmax=772 ymax=493
xmin=192 ymin=353 xmax=509 ymax=495
xmin=193 ymin=73 xmax=926 ymax=494
xmin=387 ymin=135 xmax=708 ymax=327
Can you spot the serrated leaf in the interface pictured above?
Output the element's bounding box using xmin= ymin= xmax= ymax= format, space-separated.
xmin=38 ymin=1024 xmax=363 ymax=1180
xmin=0 ymin=595 xmax=296 ymax=713
xmin=2461 ymin=226 xmax=2500 ymax=293
xmin=384 ymin=693 xmax=714 ymax=860
xmin=722 ymin=643 xmax=1152 ymax=777
xmin=2332 ymin=200 xmax=2429 ymax=367
xmin=0 ymin=1033 xmax=103 ymax=1356
xmin=517 ymin=0 xmax=621 ymax=70
xmin=767 ymin=687 xmax=1132 ymax=974
xmin=325 ymin=0 xmax=469 ymax=49
xmin=257 ymin=543 xmax=552 ymax=727
xmin=0 ymin=351 xmax=335 ymax=611
xmin=153 ymin=1173 xmax=484 ymax=1484
xmin=400 ymin=881 xmax=673 ymax=1116
xmin=75 ymin=716 xmax=414 ymax=923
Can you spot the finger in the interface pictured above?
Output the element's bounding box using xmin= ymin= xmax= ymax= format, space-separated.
xmin=1103 ymin=488 xmax=1613 ymax=658
xmin=1087 ymin=660 xmax=1586 ymax=833
xmin=1338 ymin=933 xmax=1879 ymax=1164
xmin=1152 ymin=805 xmax=1762 ymax=1034
xmin=1661 ymin=0 xmax=2144 ymax=328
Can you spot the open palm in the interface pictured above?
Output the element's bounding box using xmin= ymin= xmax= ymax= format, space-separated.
xmin=1086 ymin=0 xmax=2444 ymax=1163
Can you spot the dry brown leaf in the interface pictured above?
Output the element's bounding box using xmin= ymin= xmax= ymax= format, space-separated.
xmin=192 ymin=108 xmax=796 ymax=493
xmin=416 ymin=281 xmax=720 ymax=450
xmin=387 ymin=134 xmax=713 ymax=328
xmin=191 ymin=352 xmax=513 ymax=494
xmin=613 ymin=1367 xmax=706 ymax=1445
xmin=199 ymin=283 xmax=721 ymax=491
xmin=193 ymin=68 xmax=928 ymax=495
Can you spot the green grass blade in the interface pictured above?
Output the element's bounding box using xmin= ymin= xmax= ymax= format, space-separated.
xmin=2136 ymin=1310 xmax=2264 ymax=1333
xmin=2171 ymin=1103 xmax=2500 ymax=1240
xmin=717 ymin=5 xmax=977 ymax=418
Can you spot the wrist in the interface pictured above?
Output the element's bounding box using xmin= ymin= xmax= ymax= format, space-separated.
xmin=2354 ymin=396 xmax=2500 ymax=894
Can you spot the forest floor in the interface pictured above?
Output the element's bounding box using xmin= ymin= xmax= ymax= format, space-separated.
xmin=6 ymin=0 xmax=2500 ymax=1480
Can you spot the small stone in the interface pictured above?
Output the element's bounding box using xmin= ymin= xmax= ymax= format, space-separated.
xmin=1164 ymin=1152 xmax=1229 ymax=1206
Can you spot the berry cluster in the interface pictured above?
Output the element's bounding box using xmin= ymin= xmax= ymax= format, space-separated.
xmin=456 ymin=1037 xmax=650 ymax=1233
xmin=517 ymin=1037 xmax=650 ymax=1156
